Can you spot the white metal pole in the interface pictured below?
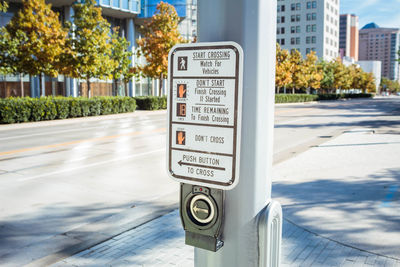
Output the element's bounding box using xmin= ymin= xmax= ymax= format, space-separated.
xmin=195 ymin=0 xmax=277 ymax=266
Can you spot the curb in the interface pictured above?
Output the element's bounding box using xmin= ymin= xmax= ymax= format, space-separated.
xmin=0 ymin=110 xmax=167 ymax=132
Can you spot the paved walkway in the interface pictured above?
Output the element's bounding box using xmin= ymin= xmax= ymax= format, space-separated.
xmin=50 ymin=209 xmax=400 ymax=267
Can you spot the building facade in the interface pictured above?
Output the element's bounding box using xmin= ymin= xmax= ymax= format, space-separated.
xmin=0 ymin=0 xmax=197 ymax=98
xmin=276 ymin=0 xmax=340 ymax=60
xmin=359 ymin=23 xmax=400 ymax=81
xmin=358 ymin=61 xmax=382 ymax=93
xmin=339 ymin=14 xmax=358 ymax=61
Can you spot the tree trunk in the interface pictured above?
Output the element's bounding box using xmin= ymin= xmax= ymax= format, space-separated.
xmin=292 ymin=87 xmax=295 ymax=94
xmin=20 ymin=73 xmax=24 ymax=97
xmin=284 ymin=86 xmax=286 ymax=94
xmin=306 ymin=87 xmax=310 ymax=94
xmin=113 ymin=79 xmax=118 ymax=96
xmin=40 ymin=73 xmax=45 ymax=97
xmin=51 ymin=77 xmax=56 ymax=96
xmin=124 ymin=81 xmax=128 ymax=97
xmin=87 ymin=79 xmax=91 ymax=98
xmin=159 ymin=73 xmax=164 ymax=96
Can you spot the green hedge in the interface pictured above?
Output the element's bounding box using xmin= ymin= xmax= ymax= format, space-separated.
xmin=0 ymin=96 xmax=136 ymax=124
xmin=135 ymin=96 xmax=167 ymax=110
xmin=275 ymin=94 xmax=318 ymax=103
xmin=275 ymin=93 xmax=373 ymax=103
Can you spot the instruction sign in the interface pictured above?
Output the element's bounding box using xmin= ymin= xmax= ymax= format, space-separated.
xmin=167 ymin=42 xmax=243 ymax=190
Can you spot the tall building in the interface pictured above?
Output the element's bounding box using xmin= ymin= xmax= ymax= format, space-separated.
xmin=0 ymin=0 xmax=197 ymax=98
xmin=276 ymin=0 xmax=340 ymax=60
xmin=339 ymin=14 xmax=358 ymax=61
xmin=359 ymin=23 xmax=400 ymax=81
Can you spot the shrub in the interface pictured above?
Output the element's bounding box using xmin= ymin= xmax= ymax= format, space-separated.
xmin=0 ymin=96 xmax=137 ymax=124
xmin=275 ymin=94 xmax=318 ymax=103
xmin=54 ymin=97 xmax=69 ymax=119
xmin=69 ymin=98 xmax=82 ymax=118
xmin=134 ymin=96 xmax=168 ymax=110
xmin=275 ymin=93 xmax=373 ymax=103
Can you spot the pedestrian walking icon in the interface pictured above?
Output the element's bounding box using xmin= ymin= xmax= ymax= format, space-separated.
xmin=178 ymin=56 xmax=188 ymax=71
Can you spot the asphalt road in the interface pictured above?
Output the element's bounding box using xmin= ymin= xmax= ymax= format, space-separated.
xmin=0 ymin=97 xmax=399 ymax=264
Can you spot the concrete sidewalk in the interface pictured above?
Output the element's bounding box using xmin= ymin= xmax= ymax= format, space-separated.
xmin=45 ymin=127 xmax=400 ymax=267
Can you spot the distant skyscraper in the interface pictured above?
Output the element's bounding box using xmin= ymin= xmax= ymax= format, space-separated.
xmin=359 ymin=23 xmax=400 ymax=81
xmin=276 ymin=0 xmax=340 ymax=60
xmin=339 ymin=14 xmax=359 ymax=61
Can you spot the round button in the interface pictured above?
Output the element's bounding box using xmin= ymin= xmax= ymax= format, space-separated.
xmin=189 ymin=194 xmax=215 ymax=224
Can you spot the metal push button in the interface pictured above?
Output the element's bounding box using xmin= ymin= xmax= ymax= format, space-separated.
xmin=190 ymin=194 xmax=215 ymax=225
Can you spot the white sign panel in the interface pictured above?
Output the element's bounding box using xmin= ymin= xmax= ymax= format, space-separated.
xmin=167 ymin=42 xmax=243 ymax=190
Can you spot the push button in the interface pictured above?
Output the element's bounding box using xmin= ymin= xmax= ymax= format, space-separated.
xmin=189 ymin=194 xmax=215 ymax=225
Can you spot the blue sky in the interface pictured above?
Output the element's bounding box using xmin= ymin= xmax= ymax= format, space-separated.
xmin=340 ymin=0 xmax=400 ymax=29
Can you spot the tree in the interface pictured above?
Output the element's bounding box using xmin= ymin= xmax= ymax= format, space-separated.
xmin=275 ymin=44 xmax=292 ymax=94
xmin=380 ymin=77 xmax=399 ymax=93
xmin=318 ymin=60 xmax=335 ymax=93
xmin=0 ymin=1 xmax=8 ymax=12
xmin=331 ymin=58 xmax=352 ymax=92
xmin=64 ymin=0 xmax=115 ymax=97
xmin=134 ymin=1 xmax=186 ymax=96
xmin=288 ymin=49 xmax=303 ymax=94
xmin=302 ymin=51 xmax=323 ymax=93
xmin=110 ymin=28 xmax=133 ymax=96
xmin=6 ymin=0 xmax=67 ymax=96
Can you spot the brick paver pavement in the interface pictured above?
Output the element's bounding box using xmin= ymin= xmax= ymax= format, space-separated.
xmin=50 ymin=210 xmax=400 ymax=267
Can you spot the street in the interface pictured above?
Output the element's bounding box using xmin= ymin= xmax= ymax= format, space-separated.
xmin=0 ymin=97 xmax=399 ymax=265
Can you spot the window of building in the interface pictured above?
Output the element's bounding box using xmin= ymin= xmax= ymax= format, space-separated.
xmin=307 ymin=1 xmax=311 ymax=9
xmin=291 ymin=38 xmax=296 ymax=45
xmin=326 ymin=2 xmax=329 ymax=9
xmin=296 ymin=37 xmax=300 ymax=44
xmin=291 ymin=26 xmax=296 ymax=33
xmin=281 ymin=16 xmax=285 ymax=23
xmin=312 ymin=36 xmax=316 ymax=43
xmin=296 ymin=3 xmax=301 ymax=10
xmin=281 ymin=27 xmax=285 ymax=34
xmin=291 ymin=15 xmax=296 ymax=22
xmin=306 ymin=36 xmax=311 ymax=44
xmin=281 ymin=38 xmax=285 ymax=45
xmin=306 ymin=25 xmax=311 ymax=32
xmin=326 ymin=14 xmax=329 ymax=21
xmin=312 ymin=24 xmax=316 ymax=32
xmin=307 ymin=13 xmax=312 ymax=21
xmin=326 ymin=49 xmax=329 ymax=55
xmin=326 ymin=25 xmax=329 ymax=32
xmin=326 ymin=37 xmax=329 ymax=44
xmin=306 ymin=48 xmax=311 ymax=54
xmin=312 ymin=1 xmax=316 ymax=8
xmin=291 ymin=3 xmax=296 ymax=11
xmin=281 ymin=5 xmax=285 ymax=12
xmin=312 ymin=13 xmax=316 ymax=20
xmin=296 ymin=15 xmax=301 ymax=21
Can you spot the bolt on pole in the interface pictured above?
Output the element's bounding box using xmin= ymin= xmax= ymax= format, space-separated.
xmin=195 ymin=0 xmax=278 ymax=266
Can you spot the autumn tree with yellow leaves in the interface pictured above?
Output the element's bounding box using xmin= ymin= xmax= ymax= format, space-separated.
xmin=275 ymin=44 xmax=293 ymax=94
xmin=64 ymin=0 xmax=115 ymax=97
xmin=134 ymin=1 xmax=186 ymax=96
xmin=5 ymin=0 xmax=67 ymax=96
